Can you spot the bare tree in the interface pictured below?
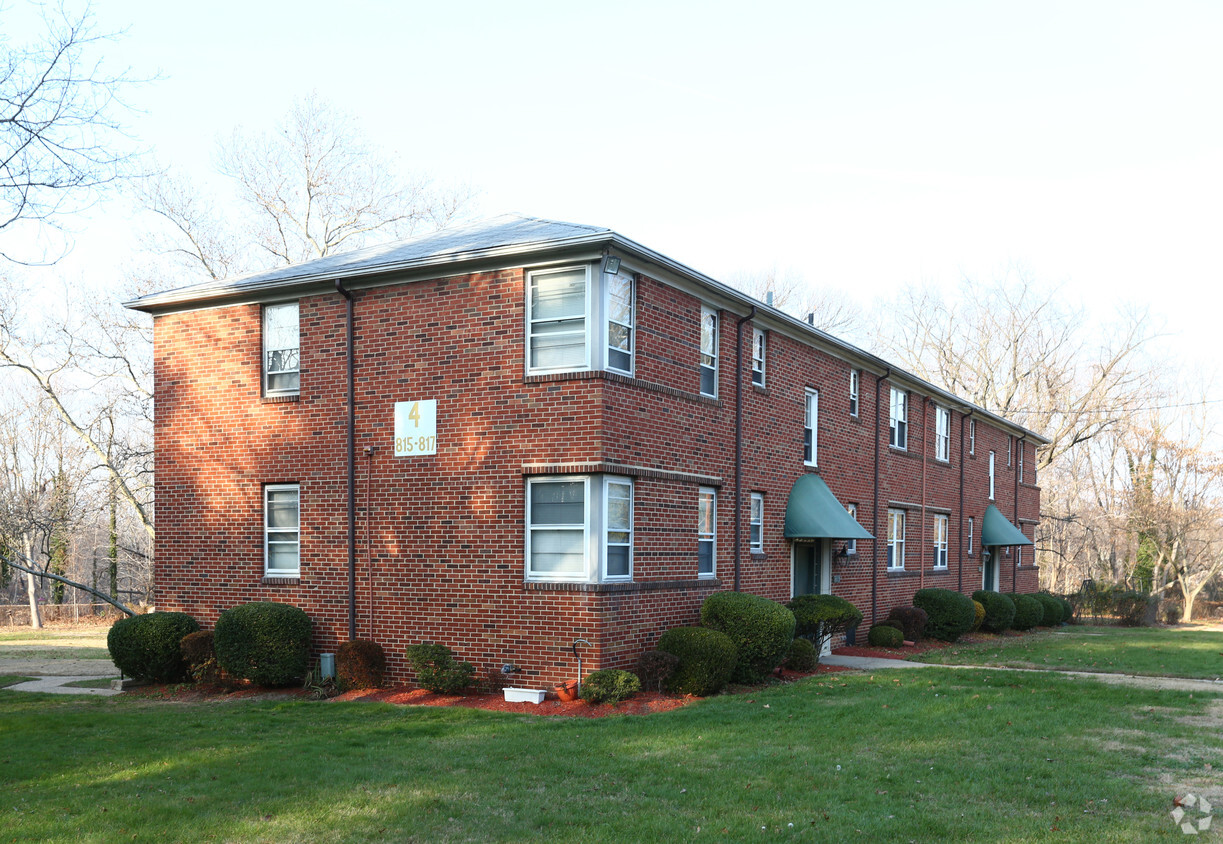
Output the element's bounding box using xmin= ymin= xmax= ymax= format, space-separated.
xmin=142 ymin=92 xmax=474 ymax=280
xmin=0 ymin=1 xmax=138 ymax=263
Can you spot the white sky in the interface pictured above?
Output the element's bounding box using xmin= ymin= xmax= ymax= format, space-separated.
xmin=8 ymin=0 xmax=1223 ymax=385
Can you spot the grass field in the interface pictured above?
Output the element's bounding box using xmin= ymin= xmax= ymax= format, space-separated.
xmin=0 ymin=626 xmax=112 ymax=662
xmin=2 ymin=666 xmax=1220 ymax=842
xmin=912 ymin=625 xmax=1223 ymax=679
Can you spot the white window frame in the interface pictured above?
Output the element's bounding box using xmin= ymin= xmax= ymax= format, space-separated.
xmin=849 ymin=370 xmax=859 ymax=417
xmin=527 ymin=265 xmax=591 ymax=375
xmin=605 ymin=267 xmax=635 ymax=376
xmin=263 ymin=302 xmax=300 ymax=397
xmin=989 ymin=451 xmax=996 ymax=500
xmin=846 ymin=503 xmax=859 ymax=555
xmin=526 ymin=476 xmax=590 ymax=582
xmin=1018 ymin=441 xmax=1024 ymax=482
xmin=935 ymin=406 xmax=950 ymax=462
xmin=264 ymin=483 xmax=300 ymax=576
xmin=698 ymin=486 xmax=717 ymax=578
xmin=749 ymin=492 xmax=764 ymax=552
xmin=602 ymin=477 xmax=634 ymax=581
xmin=887 ymin=509 xmax=906 ymax=571
xmin=969 ymin=419 xmax=976 ymax=455
xmin=700 ymin=306 xmax=718 ymax=397
xmin=804 ymin=389 xmax=819 ymax=466
xmin=933 ymin=514 xmax=948 ymax=569
xmin=967 ymin=516 xmax=975 ymax=556
xmin=1008 ymin=437 xmax=1013 ymax=467
xmin=889 ymin=388 xmax=907 ymax=450
xmin=751 ymin=328 xmax=766 ymax=387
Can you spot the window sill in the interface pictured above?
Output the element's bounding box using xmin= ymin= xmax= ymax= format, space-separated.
xmin=262 ymin=394 xmax=299 ymax=404
xmin=523 ymin=578 xmax=723 ymax=593
xmin=524 ymin=369 xmax=718 ymax=406
xmin=886 ymin=569 xmax=917 ymax=578
xmin=261 ymin=575 xmax=300 ymax=585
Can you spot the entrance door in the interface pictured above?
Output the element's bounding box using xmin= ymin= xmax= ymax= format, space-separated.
xmin=982 ymin=546 xmax=999 ymax=592
xmin=792 ymin=540 xmax=832 ymax=654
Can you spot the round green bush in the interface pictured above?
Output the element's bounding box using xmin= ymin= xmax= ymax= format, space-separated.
xmin=867 ymin=624 xmax=904 ymax=648
xmin=700 ymin=591 xmax=795 ymax=684
xmin=636 ymin=649 xmax=680 ymax=692
xmin=912 ymin=588 xmax=976 ymax=642
xmin=214 ymin=601 xmax=312 ymax=686
xmin=1034 ymin=593 xmax=1065 ymax=627
xmin=1008 ymin=593 xmax=1044 ymax=631
xmin=972 ymin=599 xmax=986 ymax=632
xmin=405 ymin=642 xmax=474 ymax=694
xmin=579 ymin=669 xmax=641 ymax=704
xmin=787 ymin=594 xmax=863 ymax=640
xmin=1057 ymin=596 xmax=1075 ymax=624
xmin=657 ymin=626 xmax=737 ymax=696
xmin=972 ymin=590 xmax=1016 ymax=633
xmin=877 ymin=618 xmax=904 ymax=633
xmin=336 ymin=639 xmax=386 ymax=690
xmin=786 ymin=637 xmax=819 ymax=671
xmin=886 ymin=605 xmax=928 ymax=641
xmin=107 ymin=611 xmax=200 ymax=682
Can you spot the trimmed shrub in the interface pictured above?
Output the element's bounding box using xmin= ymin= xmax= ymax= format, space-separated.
xmin=972 ymin=590 xmax=1016 ymax=633
xmin=1114 ymin=590 xmax=1154 ymax=627
xmin=580 ymin=669 xmax=641 ymax=704
xmin=786 ymin=637 xmax=819 ymax=671
xmin=912 ymin=588 xmax=976 ymax=642
xmin=107 ymin=611 xmax=200 ymax=682
xmin=336 ymin=639 xmax=386 ymax=690
xmin=1008 ymin=593 xmax=1044 ymax=631
xmin=405 ymin=642 xmax=474 ymax=694
xmin=657 ymin=626 xmax=737 ymax=697
xmin=636 ymin=649 xmax=679 ymax=693
xmin=886 ymin=605 xmax=928 ymax=641
xmin=180 ymin=630 xmax=220 ymax=684
xmin=701 ymin=591 xmax=795 ymax=684
xmin=1034 ymin=593 xmax=1064 ymax=627
xmin=1057 ymin=596 xmax=1075 ymax=624
xmin=972 ymin=600 xmax=986 ymax=632
xmin=868 ymin=624 xmax=904 ymax=648
xmin=214 ymin=601 xmax=311 ymax=686
xmin=788 ymin=594 xmax=863 ymax=653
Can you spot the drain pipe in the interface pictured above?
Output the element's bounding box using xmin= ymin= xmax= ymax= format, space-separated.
xmin=958 ymin=411 xmax=972 ymax=593
xmin=733 ymin=305 xmax=756 ymax=592
xmin=335 ymin=280 xmax=357 ymax=641
xmin=1014 ymin=437 xmax=1024 ymax=591
xmin=919 ymin=396 xmax=928 ymax=591
xmin=872 ymin=368 xmax=890 ymax=624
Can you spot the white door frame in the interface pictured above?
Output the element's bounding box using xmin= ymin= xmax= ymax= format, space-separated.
xmin=791 ymin=539 xmax=834 ymax=655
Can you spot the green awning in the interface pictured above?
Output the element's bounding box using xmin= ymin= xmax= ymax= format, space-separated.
xmin=982 ymin=504 xmax=1031 ymax=547
xmin=784 ymin=474 xmax=874 ymax=540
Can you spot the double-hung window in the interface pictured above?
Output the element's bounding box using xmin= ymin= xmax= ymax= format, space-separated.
xmin=528 ymin=266 xmax=589 ymax=373
xmin=263 ymin=302 xmax=300 ymax=396
xmin=264 ymin=484 xmax=300 ymax=575
xmin=751 ymin=328 xmax=766 ymax=387
xmin=846 ymin=503 xmax=859 ymax=555
xmin=933 ymin=514 xmax=948 ymax=569
xmin=967 ymin=516 xmax=975 ymax=555
xmin=969 ymin=419 xmax=976 ymax=455
xmin=526 ymin=476 xmax=634 ymax=582
xmin=849 ymin=370 xmax=859 ymax=417
xmin=698 ymin=487 xmax=717 ymax=577
xmin=749 ymin=492 xmax=764 ymax=552
xmin=887 ymin=509 xmax=906 ymax=570
xmin=1018 ymin=442 xmax=1025 ymax=482
xmin=889 ymin=388 xmax=907 ymax=449
xmin=700 ymin=307 xmax=718 ymax=397
xmin=989 ymin=451 xmax=996 ymax=500
xmin=804 ymin=389 xmax=819 ymax=466
xmin=935 ymin=406 xmax=950 ymax=462
xmin=606 ymin=267 xmax=634 ymax=375
xmin=1008 ymin=437 xmax=1013 ymax=467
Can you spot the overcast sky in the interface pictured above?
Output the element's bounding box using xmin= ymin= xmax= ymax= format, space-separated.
xmin=10 ymin=0 xmax=1222 ymax=383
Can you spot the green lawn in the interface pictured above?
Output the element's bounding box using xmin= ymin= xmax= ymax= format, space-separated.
xmin=913 ymin=625 xmax=1223 ymax=679
xmin=0 ymin=626 xmax=112 ymax=661
xmin=0 ymin=675 xmax=35 ymax=688
xmin=2 ymin=668 xmax=1219 ymax=842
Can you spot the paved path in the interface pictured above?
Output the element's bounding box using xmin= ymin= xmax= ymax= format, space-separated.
xmin=6 ymin=675 xmax=120 ymax=696
xmin=823 ymin=653 xmax=1223 ymax=693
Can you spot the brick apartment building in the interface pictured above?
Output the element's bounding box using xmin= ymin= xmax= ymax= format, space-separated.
xmin=127 ymin=214 xmax=1043 ymax=686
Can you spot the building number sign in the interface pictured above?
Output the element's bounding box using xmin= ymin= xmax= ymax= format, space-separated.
xmin=394 ymin=400 xmax=437 ymax=456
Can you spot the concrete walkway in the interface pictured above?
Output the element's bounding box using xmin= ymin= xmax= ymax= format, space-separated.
xmin=7 ymin=675 xmax=121 ymax=696
xmin=823 ymin=653 xmax=1223 ymax=693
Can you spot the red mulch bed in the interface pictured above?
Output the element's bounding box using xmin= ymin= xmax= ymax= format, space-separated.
xmin=118 ymin=663 xmax=853 ymax=715
xmin=834 ymin=632 xmax=998 ymax=660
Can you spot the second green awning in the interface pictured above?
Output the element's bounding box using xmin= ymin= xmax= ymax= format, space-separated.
xmin=982 ymin=504 xmax=1031 ymax=547
xmin=784 ymin=474 xmax=874 ymax=540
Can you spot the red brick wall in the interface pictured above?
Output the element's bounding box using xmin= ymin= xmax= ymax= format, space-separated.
xmin=152 ymin=264 xmax=1041 ymax=686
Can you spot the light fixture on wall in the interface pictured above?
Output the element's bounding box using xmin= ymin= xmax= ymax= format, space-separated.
xmin=601 ymin=254 xmax=621 ymax=275
xmin=834 ymin=543 xmax=850 ymax=563
xmin=981 ymin=549 xmax=991 ymax=564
